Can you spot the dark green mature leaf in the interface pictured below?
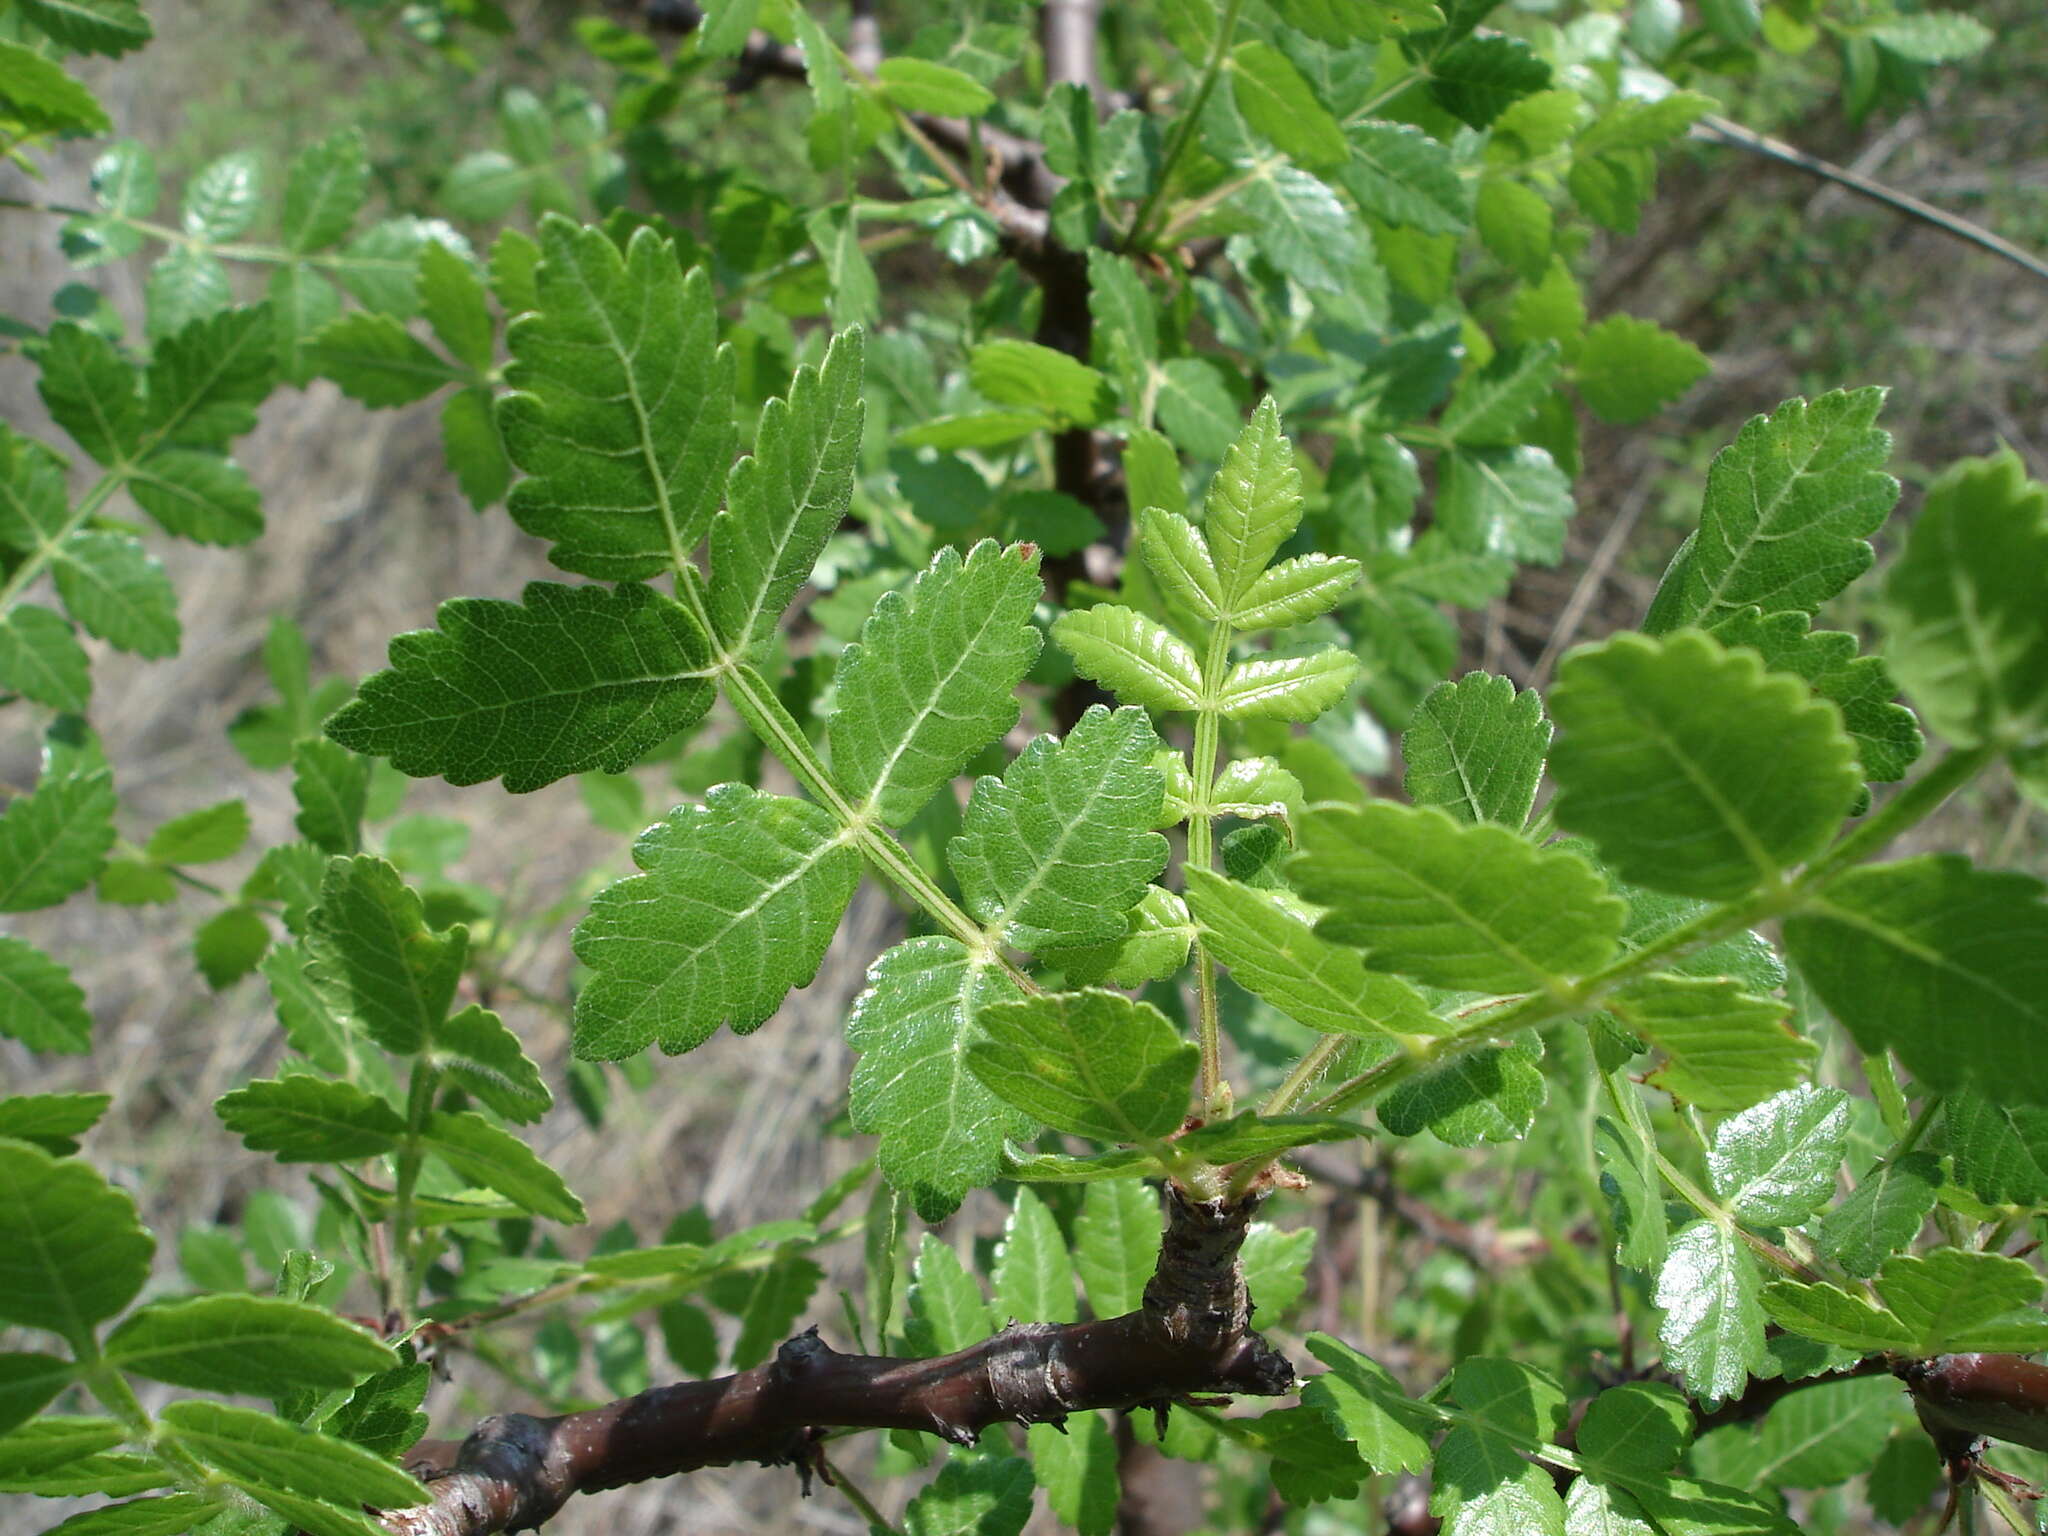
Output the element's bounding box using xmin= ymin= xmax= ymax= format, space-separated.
xmin=1403 ymin=672 xmax=1548 ymax=827
xmin=572 ymin=785 xmax=859 ymax=1058
xmin=0 ymin=762 xmax=115 ymax=912
xmin=1237 ymin=162 xmax=1376 ymax=297
xmin=829 ymin=541 xmax=1043 ymax=825
xmin=1944 ymin=1092 xmax=2048 ymax=1206
xmin=20 ymin=0 xmax=153 ymax=55
xmin=308 ymin=311 xmax=461 ymax=406
xmin=903 ymin=1453 xmax=1033 ymax=1536
xmin=1813 ymin=1151 xmax=1938 ymax=1278
xmin=292 ymin=738 xmax=368 ymax=855
xmin=1379 ymin=1036 xmax=1545 ymax=1145
xmin=1607 ymin=974 xmax=1813 ymax=1112
xmin=282 ymin=127 xmax=368 ymax=253
xmin=39 ymin=322 xmax=140 ymax=466
xmin=1574 ymin=315 xmax=1709 ymax=425
xmin=0 ymin=427 xmax=73 ymax=550
xmin=0 ymin=1351 xmax=74 ymax=1436
xmin=103 ymin=1295 xmax=396 ymax=1394
xmin=709 ymin=329 xmax=865 ymax=656
xmin=499 ymin=218 xmax=734 ymax=579
xmin=1185 ymin=869 xmax=1439 ymax=1039
xmin=159 ymin=1401 xmax=426 ymax=1510
xmin=419 ymin=242 xmax=493 ymax=373
xmin=1030 ymin=1412 xmax=1117 ymax=1536
xmin=1693 ymin=1376 xmax=1905 ymax=1493
xmin=0 ymin=936 xmax=92 ymax=1053
xmin=1655 ymin=1220 xmax=1765 ymax=1405
xmin=951 ymin=705 xmax=1166 ymax=951
xmin=146 ymin=799 xmax=249 ymax=864
xmin=1052 ymin=604 xmax=1204 ymax=713
xmin=0 ymin=1140 xmax=152 ymax=1344
xmin=847 ymin=937 xmax=1031 ymax=1222
xmin=51 ymin=532 xmax=179 ymax=657
xmin=328 ymin=581 xmax=715 ymax=793
xmin=0 ymin=1090 xmax=110 ymax=1155
xmin=214 ymin=1077 xmax=405 ymax=1162
xmin=1301 ymin=1335 xmax=1438 ymax=1475
xmin=1706 ymin=1086 xmax=1848 ymax=1226
xmin=1758 ymin=1281 xmax=1913 ymax=1354
xmin=306 ymin=855 xmax=466 ymax=1055
xmin=0 ymin=604 xmax=90 ymax=713
xmin=1578 ymin=1381 xmax=1693 ymax=1479
xmin=1595 ymin=1114 xmax=1669 ymax=1272
xmin=1873 ymin=1249 xmax=2048 ymax=1354
xmin=143 ymin=304 xmax=274 ymax=449
xmin=1428 ymin=33 xmax=1551 ymax=127
xmin=1341 ymin=123 xmax=1469 ymax=234
xmin=1474 ymin=177 xmax=1551 ymax=284
xmin=418 ymin=1110 xmax=586 ymax=1223
xmin=1880 ymin=450 xmax=2048 ymax=753
xmin=1709 ymin=609 xmax=1922 ymax=788
xmin=1177 ymin=1113 xmax=1367 ymax=1162
xmin=969 ymin=990 xmax=1197 ymax=1144
xmin=1294 ymin=802 xmax=1624 ymax=992
xmin=1436 ymin=445 xmax=1573 ymax=564
xmin=1784 ymin=857 xmax=2048 ymax=1108
xmin=1231 ymin=42 xmax=1347 ymax=167
xmin=1645 ymin=389 xmax=1896 ymax=635
xmin=435 ymin=1004 xmax=551 ymax=1123
xmin=1550 ymin=631 xmax=1860 ymax=899
xmin=128 ymin=447 xmax=264 ymax=545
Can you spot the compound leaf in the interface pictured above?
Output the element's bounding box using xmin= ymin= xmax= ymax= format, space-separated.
xmin=1204 ymin=398 xmax=1303 ymax=607
xmin=328 ymin=580 xmax=715 ymax=793
xmin=572 ymin=785 xmax=859 ymax=1058
xmin=829 ymin=541 xmax=1043 ymax=825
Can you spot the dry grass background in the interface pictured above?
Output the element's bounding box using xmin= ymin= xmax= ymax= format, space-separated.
xmin=3 ymin=3 xmax=2047 ymax=1533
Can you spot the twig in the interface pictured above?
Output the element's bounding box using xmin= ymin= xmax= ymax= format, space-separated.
xmin=1691 ymin=112 xmax=2048 ymax=285
xmin=1531 ymin=478 xmax=1651 ymax=687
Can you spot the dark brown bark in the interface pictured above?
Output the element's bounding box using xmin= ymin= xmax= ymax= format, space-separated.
xmin=380 ymin=1192 xmax=1292 ymax=1535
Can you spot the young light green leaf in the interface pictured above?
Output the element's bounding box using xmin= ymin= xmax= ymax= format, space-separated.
xmin=1403 ymin=672 xmax=1549 ymax=827
xmin=0 ymin=936 xmax=92 ymax=1053
xmin=0 ymin=1140 xmax=152 ymax=1345
xmin=308 ymin=311 xmax=461 ymax=407
xmin=1549 ymin=631 xmax=1860 ymax=900
xmin=1073 ymin=1178 xmax=1160 ymax=1319
xmin=969 ymin=989 xmax=1196 ymax=1145
xmin=194 ymin=906 xmax=270 ymax=988
xmin=709 ymin=329 xmax=865 ymax=656
xmin=1474 ymin=177 xmax=1552 ymax=284
xmin=1813 ymin=1151 xmax=1939 ymax=1279
xmin=1655 ymin=1220 xmax=1766 ymax=1405
xmin=214 ymin=1076 xmax=405 ymax=1162
xmin=906 ymin=1233 xmax=995 ymax=1355
xmin=1575 ymin=315 xmax=1709 ymax=425
xmin=1576 ymin=1381 xmax=1693 ymax=1479
xmin=1053 ymin=603 xmax=1203 ymax=713
xmin=442 ymin=386 xmax=512 ymax=510
xmin=0 ymin=762 xmax=116 ymax=913
xmin=158 ymin=1401 xmax=427 ymax=1511
xmin=968 ymin=339 xmax=1114 ymax=428
xmin=572 ymin=786 xmax=859 ymax=1059
xmin=1293 ymin=802 xmax=1624 ymax=993
xmin=146 ymin=799 xmax=249 ymax=864
xmin=51 ymin=532 xmax=179 ymax=657
xmin=875 ymin=57 xmax=996 ymax=116
xmin=1229 ymin=553 xmax=1361 ymax=633
xmin=1783 ymin=856 xmax=2048 ymax=1108
xmin=949 ymin=705 xmax=1166 ymax=952
xmin=434 ymin=1004 xmax=551 ymax=1123
xmin=238 ymin=1484 xmax=391 ymax=1536
xmin=1759 ymin=1280 xmax=1915 ymax=1354
xmin=1607 ymin=974 xmax=1814 ymax=1112
xmin=1705 ymin=1085 xmax=1848 ymax=1226
xmin=1231 ymin=42 xmax=1347 ymax=168
xmin=327 ymin=581 xmax=715 ymax=794
xmin=1301 ymin=1335 xmax=1439 ymax=1476
xmin=417 ymin=1109 xmax=586 ymax=1224
xmin=1645 ymin=388 xmax=1896 ymax=635
xmin=306 ymin=855 xmax=467 ymax=1055
xmin=1184 ymin=868 xmax=1441 ymax=1040
xmin=1204 ymin=398 xmax=1303 ymax=606
xmin=142 ymin=304 xmax=275 ymax=449
xmin=0 ymin=1415 xmax=162 ymax=1495
xmin=1875 ymin=1249 xmax=2048 ymax=1355
xmin=848 ymin=937 xmax=1032 ymax=1222
xmin=1137 ymin=506 xmax=1223 ymax=622
xmin=1241 ymin=1223 xmax=1316 ymax=1317
xmin=829 ymin=541 xmax=1043 ymax=825
xmin=1692 ymin=1374 xmax=1907 ymax=1492
xmin=281 ymin=127 xmax=368 ymax=253
xmin=102 ymin=1295 xmax=396 ymax=1395
xmin=1029 ymin=1413 xmax=1117 ymax=1536
xmin=1340 ymin=123 xmax=1469 ymax=235
xmin=498 ymin=218 xmax=735 ymax=579
xmin=993 ymin=1187 xmax=1078 ymax=1324
xmin=1216 ymin=647 xmax=1360 ymax=722
xmin=1880 ymin=450 xmax=2048 ymax=753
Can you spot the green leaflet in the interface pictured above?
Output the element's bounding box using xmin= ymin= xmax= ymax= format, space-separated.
xmin=100 ymin=1295 xmax=397 ymax=1395
xmin=1215 ymin=648 xmax=1361 ymax=722
xmin=306 ymin=856 xmax=467 ymax=1056
xmin=1645 ymin=388 xmax=1897 ymax=635
xmin=214 ymin=1077 xmax=405 ymax=1162
xmin=906 ymin=1232 xmax=994 ymax=1355
xmin=828 ymin=541 xmax=1044 ymax=826
xmin=498 ymin=218 xmax=735 ymax=579
xmin=142 ymin=304 xmax=275 ymax=449
xmin=1654 ymin=1220 xmax=1765 ymax=1406
xmin=847 ymin=936 xmax=1031 ymax=1223
xmin=1302 ymin=1335 xmax=1438 ymax=1476
xmin=327 ymin=580 xmax=716 ymax=793
xmin=949 ymin=704 xmax=1167 ymax=951
xmin=1379 ymin=1036 xmax=1546 ymax=1146
xmin=1439 ymin=342 xmax=1559 ymax=447
xmin=709 ymin=329 xmax=865 ymax=656
xmin=572 ymin=785 xmax=860 ymax=1059
xmin=0 ymin=1091 xmax=110 ymax=1156
xmin=38 ymin=322 xmax=141 ymax=466
xmin=1340 ymin=122 xmax=1469 ymax=235
xmin=0 ymin=936 xmax=92 ymax=1054
xmin=1292 ymin=802 xmax=1624 ymax=993
xmin=434 ymin=1003 xmax=551 ymax=1123
xmin=1230 ymin=553 xmax=1363 ymax=633
xmin=158 ymin=1400 xmax=426 ymax=1511
xmin=1574 ymin=315 xmax=1709 ymax=426
xmin=903 ymin=1455 xmax=1034 ymax=1536
xmin=417 ymin=1109 xmax=586 ymax=1223
xmin=1594 ymin=1115 xmax=1668 ymax=1272
xmin=969 ymin=339 xmax=1114 ymax=427
xmin=1944 ymin=1092 xmax=2048 ymax=1206
xmin=281 ymin=127 xmax=368 ymax=253
xmin=1401 ymin=672 xmax=1549 ymax=827
xmin=1073 ymin=1179 xmax=1160 ymax=1319
xmin=0 ymin=1139 xmax=154 ymax=1346
xmin=0 ymin=761 xmax=116 ymax=913
xmin=49 ymin=532 xmax=179 ymax=658
xmin=1436 ymin=445 xmax=1574 ymax=565
xmin=1812 ymin=1152 xmax=1940 ymax=1279
xmin=968 ymin=989 xmax=1198 ymax=1145
xmin=291 ymin=738 xmax=368 ymax=855
xmin=1783 ymin=856 xmax=2048 ymax=1108
xmin=1766 ymin=1250 xmax=2048 ymax=1358
xmin=1231 ymin=42 xmax=1347 ymax=169
xmin=1880 ymin=450 xmax=2048 ymax=754
xmin=308 ymin=310 xmax=463 ymax=406
xmin=1052 ymin=603 xmax=1204 ymax=713
xmin=1549 ymin=631 xmax=1860 ymax=900
xmin=1183 ymin=868 xmax=1441 ymax=1040
xmin=1705 ymin=1086 xmax=1848 ymax=1227
xmin=0 ymin=605 xmax=90 ymax=714
xmin=1709 ymin=609 xmax=1921 ymax=789
xmin=993 ymin=1187 xmax=1078 ymax=1324
xmin=1607 ymin=974 xmax=1814 ymax=1112
xmin=1204 ymin=398 xmax=1304 ymax=608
